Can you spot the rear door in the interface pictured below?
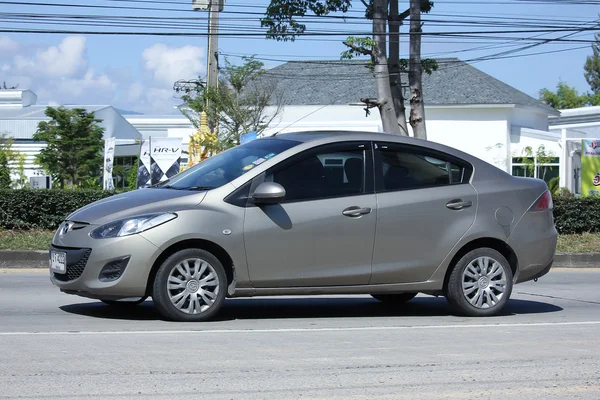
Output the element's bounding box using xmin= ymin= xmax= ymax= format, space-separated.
xmin=370 ymin=142 xmax=477 ymax=284
xmin=243 ymin=141 xmax=377 ymax=288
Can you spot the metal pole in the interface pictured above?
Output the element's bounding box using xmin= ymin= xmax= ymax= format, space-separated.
xmin=149 ymin=136 xmax=153 ymax=186
xmin=206 ymin=0 xmax=220 ymax=133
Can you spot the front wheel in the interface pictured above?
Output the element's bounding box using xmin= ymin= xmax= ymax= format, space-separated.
xmin=446 ymin=248 xmax=513 ymax=317
xmin=152 ymin=248 xmax=227 ymax=322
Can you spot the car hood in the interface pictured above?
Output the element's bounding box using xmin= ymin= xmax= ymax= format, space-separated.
xmin=66 ymin=188 xmax=208 ymax=225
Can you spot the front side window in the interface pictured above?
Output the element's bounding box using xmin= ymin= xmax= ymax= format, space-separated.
xmin=267 ymin=143 xmax=369 ymax=202
xmin=377 ymin=144 xmax=470 ymax=192
xmin=154 ymin=138 xmax=299 ymax=190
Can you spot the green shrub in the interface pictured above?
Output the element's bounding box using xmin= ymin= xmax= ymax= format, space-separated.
xmin=2 ymin=188 xmax=599 ymax=236
xmin=553 ymin=195 xmax=600 ymax=235
xmin=0 ymin=189 xmax=120 ymax=230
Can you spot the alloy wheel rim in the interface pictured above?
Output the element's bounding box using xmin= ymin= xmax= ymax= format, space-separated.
xmin=167 ymin=258 xmax=220 ymax=314
xmin=461 ymin=256 xmax=507 ymax=309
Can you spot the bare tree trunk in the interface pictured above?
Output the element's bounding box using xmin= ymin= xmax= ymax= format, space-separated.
xmin=372 ymin=0 xmax=400 ymax=134
xmin=409 ymin=0 xmax=427 ymax=139
xmin=388 ymin=0 xmax=409 ymax=136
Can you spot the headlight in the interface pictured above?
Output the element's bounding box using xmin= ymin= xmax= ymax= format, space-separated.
xmin=90 ymin=213 xmax=177 ymax=239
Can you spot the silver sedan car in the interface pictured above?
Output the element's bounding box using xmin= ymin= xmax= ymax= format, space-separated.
xmin=49 ymin=131 xmax=557 ymax=321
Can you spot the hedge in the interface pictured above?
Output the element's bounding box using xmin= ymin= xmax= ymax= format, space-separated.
xmin=0 ymin=189 xmax=599 ymax=235
xmin=0 ymin=189 xmax=119 ymax=230
xmin=552 ymin=196 xmax=600 ymax=235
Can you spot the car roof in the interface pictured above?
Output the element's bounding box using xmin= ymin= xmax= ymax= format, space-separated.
xmin=270 ymin=130 xmax=398 ymax=143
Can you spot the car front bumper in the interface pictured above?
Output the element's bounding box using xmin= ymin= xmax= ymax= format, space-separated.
xmin=49 ymin=232 xmax=161 ymax=301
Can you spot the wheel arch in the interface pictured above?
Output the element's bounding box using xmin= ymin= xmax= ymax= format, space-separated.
xmin=145 ymin=238 xmax=235 ymax=297
xmin=442 ymin=238 xmax=519 ymax=292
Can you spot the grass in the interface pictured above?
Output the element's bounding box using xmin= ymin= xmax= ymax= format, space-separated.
xmin=556 ymin=233 xmax=600 ymax=253
xmin=0 ymin=230 xmax=599 ymax=253
xmin=0 ymin=230 xmax=54 ymax=250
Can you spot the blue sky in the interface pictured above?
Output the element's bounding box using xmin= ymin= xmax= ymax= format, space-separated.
xmin=0 ymin=0 xmax=598 ymax=114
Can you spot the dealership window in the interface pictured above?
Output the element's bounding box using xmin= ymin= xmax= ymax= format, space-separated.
xmin=114 ymin=156 xmax=134 ymax=167
xmin=511 ymin=156 xmax=559 ymax=184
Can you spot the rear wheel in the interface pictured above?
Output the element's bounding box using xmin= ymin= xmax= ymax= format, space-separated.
xmin=101 ymin=297 xmax=147 ymax=307
xmin=446 ymin=248 xmax=513 ymax=317
xmin=371 ymin=293 xmax=417 ymax=304
xmin=152 ymin=248 xmax=227 ymax=322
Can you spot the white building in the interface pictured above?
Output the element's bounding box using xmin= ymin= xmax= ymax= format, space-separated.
xmin=260 ymin=59 xmax=561 ymax=185
xmin=0 ymin=89 xmax=142 ymax=184
xmin=548 ymin=106 xmax=600 ymax=195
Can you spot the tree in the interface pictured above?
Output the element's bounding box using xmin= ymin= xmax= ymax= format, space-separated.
xmin=409 ymin=0 xmax=426 ymax=139
xmin=584 ymin=33 xmax=600 ymax=95
xmin=0 ymin=133 xmax=18 ymax=189
xmin=539 ymin=81 xmax=598 ymax=109
xmin=32 ymin=107 xmax=105 ymax=188
xmin=370 ymin=0 xmax=399 ymax=133
xmin=262 ymin=0 xmax=436 ymax=136
xmin=177 ymin=56 xmax=283 ymax=152
xmin=0 ymin=153 xmax=10 ymax=190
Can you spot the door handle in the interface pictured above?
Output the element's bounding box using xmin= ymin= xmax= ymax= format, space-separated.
xmin=446 ymin=200 xmax=473 ymax=210
xmin=342 ymin=206 xmax=372 ymax=217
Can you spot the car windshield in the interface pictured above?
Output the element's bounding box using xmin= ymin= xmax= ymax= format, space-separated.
xmin=154 ymin=138 xmax=300 ymax=190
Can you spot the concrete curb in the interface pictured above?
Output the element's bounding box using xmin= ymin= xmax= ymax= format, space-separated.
xmin=1 ymin=250 xmax=600 ymax=269
xmin=553 ymin=253 xmax=600 ymax=268
xmin=0 ymin=250 xmax=48 ymax=268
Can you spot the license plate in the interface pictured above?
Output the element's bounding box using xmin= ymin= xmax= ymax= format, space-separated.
xmin=50 ymin=251 xmax=67 ymax=274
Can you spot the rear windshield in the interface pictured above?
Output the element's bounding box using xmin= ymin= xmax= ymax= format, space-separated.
xmin=155 ymin=138 xmax=300 ymax=190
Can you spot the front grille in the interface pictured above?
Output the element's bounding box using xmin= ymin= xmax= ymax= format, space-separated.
xmin=53 ymin=249 xmax=92 ymax=282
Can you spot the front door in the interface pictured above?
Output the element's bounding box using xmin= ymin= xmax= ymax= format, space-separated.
xmin=244 ymin=142 xmax=377 ymax=288
xmin=370 ymin=142 xmax=478 ymax=284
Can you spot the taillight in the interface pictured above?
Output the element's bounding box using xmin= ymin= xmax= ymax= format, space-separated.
xmin=531 ymin=190 xmax=553 ymax=211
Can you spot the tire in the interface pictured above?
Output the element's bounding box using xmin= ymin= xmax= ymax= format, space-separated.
xmin=101 ymin=297 xmax=147 ymax=307
xmin=152 ymin=248 xmax=227 ymax=322
xmin=446 ymin=248 xmax=513 ymax=317
xmin=371 ymin=293 xmax=417 ymax=304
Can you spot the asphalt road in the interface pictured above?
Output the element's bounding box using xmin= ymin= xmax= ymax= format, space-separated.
xmin=0 ymin=268 xmax=599 ymax=400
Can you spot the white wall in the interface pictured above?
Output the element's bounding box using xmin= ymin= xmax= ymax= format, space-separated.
xmin=262 ymin=105 xmax=383 ymax=135
xmin=509 ymin=107 xmax=550 ymax=131
xmin=423 ymin=107 xmax=511 ymax=171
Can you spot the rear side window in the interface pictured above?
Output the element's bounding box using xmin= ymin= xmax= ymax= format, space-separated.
xmin=376 ymin=144 xmax=471 ymax=192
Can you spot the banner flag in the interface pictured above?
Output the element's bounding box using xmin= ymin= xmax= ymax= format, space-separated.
xmin=103 ymin=137 xmax=115 ymax=190
xmin=149 ymin=137 xmax=183 ymax=185
xmin=136 ymin=139 xmax=151 ymax=189
xmin=581 ymin=139 xmax=600 ymax=196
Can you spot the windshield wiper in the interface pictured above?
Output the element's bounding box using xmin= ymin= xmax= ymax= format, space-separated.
xmin=184 ymin=186 xmax=215 ymax=191
xmin=148 ymin=185 xmax=214 ymax=191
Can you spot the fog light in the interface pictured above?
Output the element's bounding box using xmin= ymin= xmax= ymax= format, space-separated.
xmin=99 ymin=257 xmax=130 ymax=282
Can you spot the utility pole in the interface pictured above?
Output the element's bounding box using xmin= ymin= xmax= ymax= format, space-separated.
xmin=206 ymin=0 xmax=220 ymax=133
xmin=192 ymin=0 xmax=224 ymax=134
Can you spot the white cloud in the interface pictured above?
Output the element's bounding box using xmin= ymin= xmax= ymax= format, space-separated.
xmin=0 ymin=36 xmax=18 ymax=53
xmin=8 ymin=36 xmax=87 ymax=79
xmin=0 ymin=38 xmax=205 ymax=114
xmin=37 ymin=36 xmax=87 ymax=77
xmin=142 ymin=43 xmax=205 ymax=87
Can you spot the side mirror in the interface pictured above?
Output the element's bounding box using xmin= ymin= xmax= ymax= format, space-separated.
xmin=252 ymin=182 xmax=286 ymax=204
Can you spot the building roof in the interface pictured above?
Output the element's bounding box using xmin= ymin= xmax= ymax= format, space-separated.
xmin=261 ymin=58 xmax=558 ymax=114
xmin=549 ymin=106 xmax=600 ymax=126
xmin=0 ymin=104 xmax=109 ymax=119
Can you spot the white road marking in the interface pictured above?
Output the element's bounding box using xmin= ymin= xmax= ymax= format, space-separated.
xmin=1 ymin=320 xmax=600 ymax=336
